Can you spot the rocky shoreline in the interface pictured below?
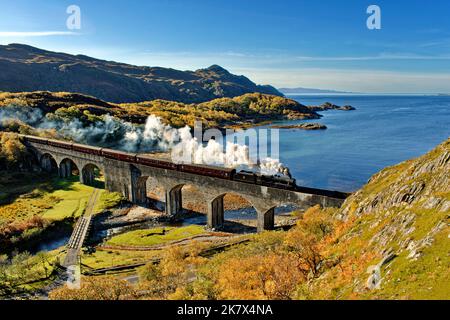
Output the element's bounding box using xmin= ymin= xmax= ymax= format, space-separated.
xmin=271 ymin=123 xmax=327 ymax=130
xmin=227 ymin=102 xmax=355 ymax=130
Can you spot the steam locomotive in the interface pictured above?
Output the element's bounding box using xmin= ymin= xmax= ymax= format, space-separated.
xmin=20 ymin=135 xmax=297 ymax=190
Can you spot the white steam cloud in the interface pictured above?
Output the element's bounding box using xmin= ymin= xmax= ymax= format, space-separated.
xmin=0 ymin=106 xmax=290 ymax=176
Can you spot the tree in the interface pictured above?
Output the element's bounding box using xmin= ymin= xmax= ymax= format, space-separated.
xmin=0 ymin=132 xmax=29 ymax=169
xmin=36 ymin=252 xmax=51 ymax=278
xmin=213 ymin=253 xmax=304 ymax=300
xmin=10 ymin=251 xmax=32 ymax=284
xmin=284 ymin=228 xmax=324 ymax=278
xmin=0 ymin=255 xmax=10 ymax=295
xmin=138 ymin=243 xmax=208 ymax=299
xmin=49 ymin=276 xmax=136 ymax=300
xmin=284 ymin=205 xmax=336 ymax=278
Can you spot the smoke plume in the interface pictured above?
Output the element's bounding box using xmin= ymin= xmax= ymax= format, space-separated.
xmin=0 ymin=106 xmax=289 ymax=176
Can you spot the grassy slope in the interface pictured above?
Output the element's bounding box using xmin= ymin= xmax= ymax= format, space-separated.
xmin=371 ymin=229 xmax=449 ymax=299
xmin=81 ymin=249 xmax=160 ymax=270
xmin=41 ymin=182 xmax=113 ymax=221
xmin=0 ymin=173 xmax=122 ymax=233
xmin=106 ymin=225 xmax=206 ymax=247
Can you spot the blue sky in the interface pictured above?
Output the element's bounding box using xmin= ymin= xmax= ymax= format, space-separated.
xmin=1 ymin=0 xmax=450 ymax=93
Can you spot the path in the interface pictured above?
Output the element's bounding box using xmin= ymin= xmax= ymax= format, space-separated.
xmin=63 ymin=188 xmax=100 ymax=267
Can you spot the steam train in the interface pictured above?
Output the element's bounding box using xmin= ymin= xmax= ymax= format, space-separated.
xmin=20 ymin=135 xmax=297 ymax=190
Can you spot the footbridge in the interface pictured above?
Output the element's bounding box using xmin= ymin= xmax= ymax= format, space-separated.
xmin=21 ymin=135 xmax=349 ymax=232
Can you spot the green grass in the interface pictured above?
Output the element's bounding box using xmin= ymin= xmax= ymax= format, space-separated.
xmin=41 ymin=181 xmax=118 ymax=221
xmin=81 ymin=249 xmax=160 ymax=270
xmin=42 ymin=189 xmax=89 ymax=221
xmin=97 ymin=192 xmax=124 ymax=212
xmin=366 ymin=228 xmax=450 ymax=300
xmin=106 ymin=225 xmax=206 ymax=247
xmin=0 ymin=172 xmax=123 ymax=226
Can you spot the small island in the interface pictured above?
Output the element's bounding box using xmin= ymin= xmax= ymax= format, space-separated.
xmin=308 ymin=102 xmax=356 ymax=112
xmin=271 ymin=123 xmax=327 ymax=130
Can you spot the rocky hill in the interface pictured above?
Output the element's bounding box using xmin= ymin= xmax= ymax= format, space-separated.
xmin=0 ymin=44 xmax=282 ymax=103
xmin=310 ymin=138 xmax=450 ymax=299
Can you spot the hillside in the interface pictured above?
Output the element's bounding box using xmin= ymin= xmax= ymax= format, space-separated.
xmin=317 ymin=138 xmax=449 ymax=299
xmin=0 ymin=44 xmax=282 ymax=103
xmin=0 ymin=91 xmax=319 ymax=129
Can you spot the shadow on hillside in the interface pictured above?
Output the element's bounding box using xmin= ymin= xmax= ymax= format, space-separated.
xmin=221 ymin=220 xmax=257 ymax=234
xmin=173 ymin=209 xmax=258 ymax=234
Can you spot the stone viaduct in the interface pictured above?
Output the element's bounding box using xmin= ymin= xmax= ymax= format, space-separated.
xmin=23 ymin=137 xmax=348 ymax=232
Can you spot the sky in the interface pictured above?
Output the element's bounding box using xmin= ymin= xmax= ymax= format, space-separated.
xmin=1 ymin=0 xmax=450 ymax=93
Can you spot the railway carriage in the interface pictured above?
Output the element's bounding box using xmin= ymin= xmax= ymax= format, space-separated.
xmin=72 ymin=143 xmax=103 ymax=156
xmin=101 ymin=148 xmax=137 ymax=163
xmin=179 ymin=163 xmax=236 ymax=179
xmin=47 ymin=139 xmax=73 ymax=150
xmin=136 ymin=155 xmax=178 ymax=170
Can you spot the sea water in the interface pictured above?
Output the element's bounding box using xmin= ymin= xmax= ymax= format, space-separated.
xmin=254 ymin=95 xmax=450 ymax=192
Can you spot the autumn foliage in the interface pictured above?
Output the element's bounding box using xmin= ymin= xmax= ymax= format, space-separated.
xmin=48 ymin=206 xmax=344 ymax=300
xmin=0 ymin=215 xmax=47 ymax=239
xmin=0 ymin=132 xmax=30 ymax=170
xmin=49 ymin=276 xmax=137 ymax=300
xmin=214 ymin=253 xmax=305 ymax=300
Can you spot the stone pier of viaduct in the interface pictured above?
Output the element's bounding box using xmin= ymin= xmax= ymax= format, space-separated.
xmin=25 ymin=139 xmax=347 ymax=232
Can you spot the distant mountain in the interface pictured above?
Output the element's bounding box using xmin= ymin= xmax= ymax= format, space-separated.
xmin=0 ymin=44 xmax=282 ymax=103
xmin=279 ymin=87 xmax=354 ymax=94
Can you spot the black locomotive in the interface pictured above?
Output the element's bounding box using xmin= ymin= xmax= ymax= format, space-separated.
xmin=234 ymin=170 xmax=296 ymax=189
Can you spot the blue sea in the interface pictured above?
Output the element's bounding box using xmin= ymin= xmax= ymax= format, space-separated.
xmin=253 ymin=95 xmax=450 ymax=192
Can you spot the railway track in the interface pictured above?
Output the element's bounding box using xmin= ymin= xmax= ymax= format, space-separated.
xmin=63 ymin=188 xmax=100 ymax=267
